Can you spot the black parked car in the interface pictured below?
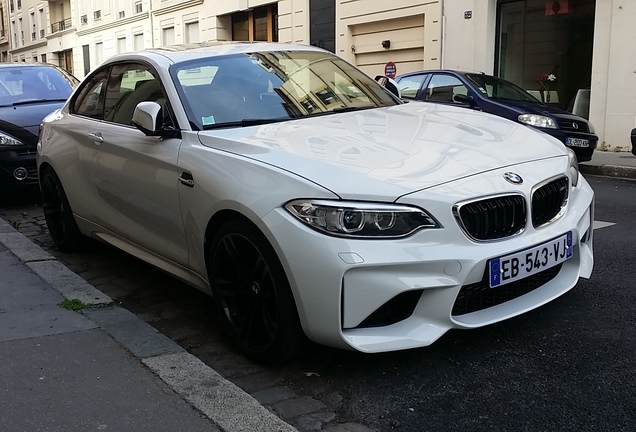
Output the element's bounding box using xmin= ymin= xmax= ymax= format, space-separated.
xmin=395 ymin=70 xmax=598 ymax=162
xmin=0 ymin=63 xmax=78 ymax=194
xmin=631 ymin=128 xmax=636 ymax=156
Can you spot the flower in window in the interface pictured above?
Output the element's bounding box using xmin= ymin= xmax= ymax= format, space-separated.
xmin=537 ymin=73 xmax=556 ymax=102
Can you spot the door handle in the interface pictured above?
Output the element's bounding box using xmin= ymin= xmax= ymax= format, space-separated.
xmin=179 ymin=172 xmax=195 ymax=188
xmin=88 ymin=132 xmax=104 ymax=144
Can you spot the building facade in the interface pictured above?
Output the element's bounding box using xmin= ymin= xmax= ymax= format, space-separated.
xmin=0 ymin=0 xmax=633 ymax=150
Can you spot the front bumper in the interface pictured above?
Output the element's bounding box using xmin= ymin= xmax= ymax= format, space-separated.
xmin=261 ymin=161 xmax=595 ymax=353
xmin=0 ymin=147 xmax=39 ymax=191
xmin=544 ymin=130 xmax=598 ymax=162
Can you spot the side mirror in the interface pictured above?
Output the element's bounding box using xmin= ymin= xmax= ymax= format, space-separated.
xmin=374 ymin=75 xmax=401 ymax=99
xmin=453 ymin=93 xmax=473 ymax=105
xmin=132 ymin=101 xmax=162 ymax=136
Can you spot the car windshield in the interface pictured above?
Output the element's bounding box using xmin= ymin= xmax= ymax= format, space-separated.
xmin=0 ymin=66 xmax=76 ymax=106
xmin=466 ymin=73 xmax=541 ymax=103
xmin=171 ymin=50 xmax=399 ymax=129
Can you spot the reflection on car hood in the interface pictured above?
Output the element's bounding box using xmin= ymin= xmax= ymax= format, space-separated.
xmin=197 ymin=102 xmax=567 ymax=200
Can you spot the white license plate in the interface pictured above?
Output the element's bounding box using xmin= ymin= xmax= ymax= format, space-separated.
xmin=566 ymin=137 xmax=589 ymax=148
xmin=489 ymin=232 xmax=572 ymax=288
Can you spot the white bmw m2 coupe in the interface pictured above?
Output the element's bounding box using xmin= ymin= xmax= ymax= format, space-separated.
xmin=37 ymin=43 xmax=594 ymax=363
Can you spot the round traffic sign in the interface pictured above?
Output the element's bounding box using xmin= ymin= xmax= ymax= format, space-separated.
xmin=384 ymin=62 xmax=397 ymax=79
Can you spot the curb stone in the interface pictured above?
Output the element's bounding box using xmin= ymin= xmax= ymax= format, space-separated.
xmin=579 ymin=164 xmax=636 ymax=180
xmin=144 ymin=352 xmax=298 ymax=432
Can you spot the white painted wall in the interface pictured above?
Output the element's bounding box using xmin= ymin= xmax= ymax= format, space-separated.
xmin=590 ymin=0 xmax=636 ymax=150
xmin=441 ymin=0 xmax=496 ymax=74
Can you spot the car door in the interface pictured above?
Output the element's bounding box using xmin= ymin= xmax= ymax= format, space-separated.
xmin=71 ymin=62 xmax=189 ymax=266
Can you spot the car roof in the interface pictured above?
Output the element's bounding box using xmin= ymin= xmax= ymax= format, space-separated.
xmin=396 ymin=69 xmax=486 ymax=79
xmin=104 ymin=41 xmax=329 ymax=65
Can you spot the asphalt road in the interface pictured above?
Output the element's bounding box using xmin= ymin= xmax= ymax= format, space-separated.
xmin=1 ymin=174 xmax=635 ymax=431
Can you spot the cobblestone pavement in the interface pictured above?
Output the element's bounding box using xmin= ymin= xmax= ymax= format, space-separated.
xmin=0 ymin=191 xmax=375 ymax=432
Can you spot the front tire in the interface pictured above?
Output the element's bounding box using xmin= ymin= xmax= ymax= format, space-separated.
xmin=40 ymin=166 xmax=83 ymax=252
xmin=209 ymin=219 xmax=305 ymax=364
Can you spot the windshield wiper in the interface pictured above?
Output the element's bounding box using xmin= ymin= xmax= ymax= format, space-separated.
xmin=201 ymin=117 xmax=290 ymax=130
xmin=331 ymin=105 xmax=376 ymax=113
xmin=9 ymin=98 xmax=68 ymax=106
xmin=299 ymin=105 xmax=378 ymax=119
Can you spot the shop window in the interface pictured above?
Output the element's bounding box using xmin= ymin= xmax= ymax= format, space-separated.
xmin=496 ymin=0 xmax=595 ymax=110
xmin=231 ymin=4 xmax=278 ymax=42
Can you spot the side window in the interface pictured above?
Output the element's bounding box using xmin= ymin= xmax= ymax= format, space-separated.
xmin=425 ymin=75 xmax=469 ymax=104
xmin=72 ymin=69 xmax=109 ymax=119
xmin=104 ymin=63 xmax=172 ymax=127
xmin=397 ymin=75 xmax=427 ymax=99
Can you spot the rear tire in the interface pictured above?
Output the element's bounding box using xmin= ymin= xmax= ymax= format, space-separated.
xmin=40 ymin=167 xmax=83 ymax=252
xmin=209 ymin=219 xmax=305 ymax=364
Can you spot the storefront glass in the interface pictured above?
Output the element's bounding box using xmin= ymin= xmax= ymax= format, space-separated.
xmin=496 ymin=0 xmax=595 ymax=113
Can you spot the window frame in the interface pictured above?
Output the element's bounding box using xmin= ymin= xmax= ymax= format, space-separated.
xmin=71 ymin=67 xmax=110 ymax=119
xmin=70 ymin=61 xmax=176 ymax=130
xmin=396 ymin=73 xmax=429 ymax=100
xmin=424 ymin=73 xmax=470 ymax=105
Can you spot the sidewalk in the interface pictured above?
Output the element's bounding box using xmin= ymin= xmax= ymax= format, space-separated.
xmin=0 ymin=150 xmax=633 ymax=432
xmin=0 ymin=219 xmax=297 ymax=432
xmin=579 ymin=149 xmax=636 ymax=179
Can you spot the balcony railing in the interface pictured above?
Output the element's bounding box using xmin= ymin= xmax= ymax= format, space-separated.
xmin=50 ymin=17 xmax=72 ymax=34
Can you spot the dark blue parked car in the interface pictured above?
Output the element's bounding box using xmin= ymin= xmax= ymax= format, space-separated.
xmin=0 ymin=63 xmax=78 ymax=195
xmin=395 ymin=70 xmax=597 ymax=162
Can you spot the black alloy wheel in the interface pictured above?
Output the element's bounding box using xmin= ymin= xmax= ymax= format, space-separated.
xmin=210 ymin=219 xmax=304 ymax=364
xmin=40 ymin=167 xmax=83 ymax=252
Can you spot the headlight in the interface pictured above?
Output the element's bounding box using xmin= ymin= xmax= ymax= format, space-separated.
xmin=285 ymin=200 xmax=440 ymax=238
xmin=567 ymin=149 xmax=579 ymax=187
xmin=518 ymin=114 xmax=556 ymax=129
xmin=0 ymin=131 xmax=23 ymax=147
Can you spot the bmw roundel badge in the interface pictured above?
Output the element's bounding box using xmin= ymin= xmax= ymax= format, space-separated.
xmin=503 ymin=172 xmax=523 ymax=185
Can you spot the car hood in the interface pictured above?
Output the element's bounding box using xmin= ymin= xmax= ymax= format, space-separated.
xmin=197 ymin=102 xmax=567 ymax=200
xmin=490 ymin=99 xmax=586 ymax=120
xmin=0 ymin=102 xmax=65 ymax=136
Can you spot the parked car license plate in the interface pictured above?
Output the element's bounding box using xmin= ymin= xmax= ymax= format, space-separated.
xmin=566 ymin=137 xmax=589 ymax=147
xmin=489 ymin=232 xmax=572 ymax=288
